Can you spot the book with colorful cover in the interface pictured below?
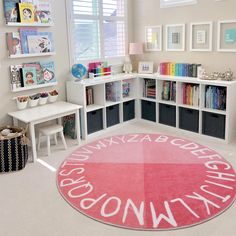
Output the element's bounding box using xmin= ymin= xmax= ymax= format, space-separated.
xmin=10 ymin=65 xmax=23 ymax=89
xmin=34 ymin=0 xmax=52 ymax=23
xmin=38 ymin=32 xmax=54 ymax=51
xmin=27 ymin=34 xmax=52 ymax=53
xmin=22 ymin=67 xmax=37 ymax=87
xmin=22 ymin=62 xmax=43 ymax=84
xmin=6 ymin=32 xmax=22 ymax=55
xmin=18 ymin=2 xmax=35 ymax=23
xmin=3 ymin=0 xmax=20 ymax=23
xmin=19 ymin=27 xmax=38 ymax=54
xmin=40 ymin=61 xmax=56 ymax=83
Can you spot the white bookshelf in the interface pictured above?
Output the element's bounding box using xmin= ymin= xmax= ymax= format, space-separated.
xmin=12 ymin=82 xmax=57 ymax=93
xmin=6 ymin=22 xmax=54 ymax=27
xmin=9 ymin=52 xmax=56 ymax=59
xmin=66 ymin=73 xmax=236 ymax=143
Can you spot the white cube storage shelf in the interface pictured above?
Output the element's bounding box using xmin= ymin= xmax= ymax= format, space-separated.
xmin=66 ymin=73 xmax=236 ymax=143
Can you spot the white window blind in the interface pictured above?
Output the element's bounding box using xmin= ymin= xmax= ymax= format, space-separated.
xmin=160 ymin=0 xmax=197 ymax=8
xmin=69 ymin=0 xmax=126 ymax=62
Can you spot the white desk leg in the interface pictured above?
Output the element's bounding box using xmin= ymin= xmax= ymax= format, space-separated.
xmin=29 ymin=122 xmax=37 ymax=162
xmin=13 ymin=118 xmax=19 ymax=126
xmin=75 ymin=110 xmax=81 ymax=145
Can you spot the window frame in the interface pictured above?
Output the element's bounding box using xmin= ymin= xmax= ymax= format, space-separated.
xmin=66 ymin=0 xmax=128 ymax=67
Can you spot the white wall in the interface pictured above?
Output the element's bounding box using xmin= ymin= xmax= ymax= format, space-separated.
xmin=132 ymin=0 xmax=236 ymax=73
xmin=0 ymin=0 xmax=70 ymax=124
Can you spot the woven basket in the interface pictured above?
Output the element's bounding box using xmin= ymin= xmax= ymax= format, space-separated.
xmin=0 ymin=126 xmax=28 ymax=173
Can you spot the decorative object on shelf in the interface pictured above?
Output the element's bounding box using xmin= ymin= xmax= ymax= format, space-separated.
xmin=88 ymin=61 xmax=111 ymax=79
xmin=129 ymin=42 xmax=144 ymax=72
xmin=166 ymin=24 xmax=185 ymax=51
xmin=138 ymin=61 xmax=154 ymax=74
xmin=190 ymin=22 xmax=213 ymax=51
xmin=16 ymin=96 xmax=28 ymax=110
xmin=123 ymin=56 xmax=132 ymax=74
xmin=218 ymin=20 xmax=236 ymax=52
xmin=39 ymin=92 xmax=48 ymax=105
xmin=223 ymin=69 xmax=234 ymax=81
xmin=200 ymin=69 xmax=234 ymax=81
xmin=200 ymin=71 xmax=217 ymax=80
xmin=71 ymin=64 xmax=87 ymax=81
xmin=48 ymin=90 xmax=58 ymax=103
xmin=145 ymin=25 xmax=162 ymax=51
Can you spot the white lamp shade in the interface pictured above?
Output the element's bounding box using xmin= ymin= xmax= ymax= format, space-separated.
xmin=129 ymin=43 xmax=144 ymax=55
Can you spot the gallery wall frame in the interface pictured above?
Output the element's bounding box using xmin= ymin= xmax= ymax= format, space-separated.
xmin=145 ymin=25 xmax=162 ymax=51
xmin=165 ymin=24 xmax=185 ymax=51
xmin=190 ymin=21 xmax=213 ymax=52
xmin=217 ymin=20 xmax=236 ymax=52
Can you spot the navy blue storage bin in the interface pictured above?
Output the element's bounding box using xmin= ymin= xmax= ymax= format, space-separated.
xmin=202 ymin=112 xmax=225 ymax=139
xmin=179 ymin=107 xmax=199 ymax=133
xmin=159 ymin=104 xmax=176 ymax=127
xmin=106 ymin=105 xmax=120 ymax=127
xmin=141 ymin=100 xmax=156 ymax=122
xmin=87 ymin=109 xmax=103 ymax=134
xmin=123 ymin=100 xmax=135 ymax=122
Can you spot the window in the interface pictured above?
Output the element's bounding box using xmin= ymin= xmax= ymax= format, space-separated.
xmin=67 ymin=0 xmax=126 ymax=63
xmin=160 ymin=0 xmax=197 ymax=8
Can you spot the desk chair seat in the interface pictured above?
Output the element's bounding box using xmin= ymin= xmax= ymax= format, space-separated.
xmin=38 ymin=124 xmax=67 ymax=156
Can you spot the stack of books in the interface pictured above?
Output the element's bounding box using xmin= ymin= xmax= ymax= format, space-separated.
xmin=3 ymin=0 xmax=52 ymax=24
xmin=106 ymin=82 xmax=121 ymax=102
xmin=160 ymin=62 xmax=202 ymax=78
xmin=6 ymin=28 xmax=54 ymax=56
xmin=86 ymin=87 xmax=94 ymax=106
xmin=162 ymin=81 xmax=176 ymax=101
xmin=10 ymin=61 xmax=56 ymax=90
xmin=143 ymin=79 xmax=156 ymax=99
xmin=205 ymin=86 xmax=226 ymax=110
xmin=182 ymin=84 xmax=199 ymax=106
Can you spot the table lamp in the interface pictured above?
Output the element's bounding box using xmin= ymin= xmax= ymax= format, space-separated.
xmin=123 ymin=43 xmax=143 ymax=73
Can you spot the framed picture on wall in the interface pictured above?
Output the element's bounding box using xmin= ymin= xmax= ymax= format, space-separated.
xmin=218 ymin=20 xmax=236 ymax=52
xmin=165 ymin=24 xmax=185 ymax=51
xmin=138 ymin=61 xmax=154 ymax=74
xmin=145 ymin=25 xmax=162 ymax=51
xmin=190 ymin=22 xmax=213 ymax=51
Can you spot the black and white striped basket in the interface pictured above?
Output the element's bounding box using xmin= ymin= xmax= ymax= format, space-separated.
xmin=0 ymin=126 xmax=28 ymax=173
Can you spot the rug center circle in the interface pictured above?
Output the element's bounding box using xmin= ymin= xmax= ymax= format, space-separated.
xmin=57 ymin=134 xmax=236 ymax=230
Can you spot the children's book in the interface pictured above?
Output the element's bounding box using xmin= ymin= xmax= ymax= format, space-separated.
xmin=10 ymin=65 xmax=23 ymax=89
xmin=3 ymin=0 xmax=19 ymax=23
xmin=22 ymin=67 xmax=37 ymax=87
xmin=6 ymin=32 xmax=22 ymax=55
xmin=34 ymin=0 xmax=52 ymax=23
xmin=18 ymin=2 xmax=35 ymax=23
xmin=38 ymin=32 xmax=54 ymax=51
xmin=19 ymin=27 xmax=37 ymax=54
xmin=22 ymin=62 xmax=43 ymax=84
xmin=27 ymin=35 xmax=52 ymax=53
xmin=40 ymin=61 xmax=56 ymax=83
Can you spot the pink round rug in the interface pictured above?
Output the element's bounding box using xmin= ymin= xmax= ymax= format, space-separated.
xmin=57 ymin=134 xmax=236 ymax=230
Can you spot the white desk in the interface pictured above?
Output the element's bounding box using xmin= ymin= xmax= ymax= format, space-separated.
xmin=8 ymin=101 xmax=83 ymax=162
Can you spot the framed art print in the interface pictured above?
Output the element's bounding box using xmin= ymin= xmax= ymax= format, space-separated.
xmin=190 ymin=22 xmax=213 ymax=51
xmin=138 ymin=61 xmax=154 ymax=74
xmin=218 ymin=20 xmax=236 ymax=52
xmin=145 ymin=26 xmax=162 ymax=51
xmin=166 ymin=24 xmax=185 ymax=51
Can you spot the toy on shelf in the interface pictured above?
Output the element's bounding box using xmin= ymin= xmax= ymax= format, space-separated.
xmin=71 ymin=64 xmax=87 ymax=81
xmin=88 ymin=61 xmax=111 ymax=79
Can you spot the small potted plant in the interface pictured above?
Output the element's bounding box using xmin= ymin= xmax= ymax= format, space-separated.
xmin=29 ymin=94 xmax=40 ymax=107
xmin=16 ymin=96 xmax=28 ymax=110
xmin=39 ymin=92 xmax=48 ymax=105
xmin=48 ymin=90 xmax=58 ymax=103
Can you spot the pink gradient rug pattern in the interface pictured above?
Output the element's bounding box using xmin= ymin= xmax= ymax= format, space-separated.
xmin=57 ymin=134 xmax=236 ymax=230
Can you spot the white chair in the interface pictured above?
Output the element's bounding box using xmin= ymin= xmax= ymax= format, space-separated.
xmin=38 ymin=124 xmax=67 ymax=156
